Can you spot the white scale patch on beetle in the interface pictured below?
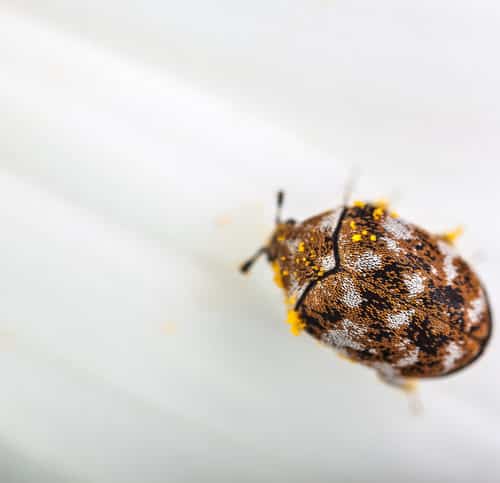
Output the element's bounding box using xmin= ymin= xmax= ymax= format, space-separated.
xmin=382 ymin=216 xmax=413 ymax=240
xmin=467 ymin=293 xmax=486 ymax=325
xmin=443 ymin=341 xmax=464 ymax=373
xmin=396 ymin=345 xmax=420 ymax=368
xmin=403 ymin=273 xmax=425 ymax=296
xmin=320 ymin=254 xmax=336 ymax=272
xmin=287 ymin=275 xmax=305 ymax=302
xmin=371 ymin=361 xmax=399 ymax=380
xmin=312 ymin=209 xmax=343 ymax=272
xmin=351 ymin=250 xmax=382 ymax=272
xmin=387 ymin=309 xmax=415 ymax=329
xmin=340 ymin=277 xmax=364 ymax=308
xmin=437 ymin=240 xmax=458 ymax=284
xmin=286 ymin=238 xmax=300 ymax=254
xmin=322 ymin=318 xmax=366 ymax=351
xmin=381 ymin=236 xmax=401 ymax=253
xmin=318 ymin=208 xmax=343 ymax=233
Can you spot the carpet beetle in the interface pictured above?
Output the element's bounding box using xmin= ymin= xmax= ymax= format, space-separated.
xmin=241 ymin=192 xmax=492 ymax=390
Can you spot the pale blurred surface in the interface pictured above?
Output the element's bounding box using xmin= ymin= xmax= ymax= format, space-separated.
xmin=0 ymin=2 xmax=499 ymax=482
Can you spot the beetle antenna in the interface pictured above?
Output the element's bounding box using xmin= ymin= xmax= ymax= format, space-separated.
xmin=276 ymin=190 xmax=285 ymax=224
xmin=342 ymin=166 xmax=359 ymax=206
xmin=240 ymin=247 xmax=267 ymax=274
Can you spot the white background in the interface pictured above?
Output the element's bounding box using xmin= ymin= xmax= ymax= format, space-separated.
xmin=0 ymin=2 xmax=499 ymax=482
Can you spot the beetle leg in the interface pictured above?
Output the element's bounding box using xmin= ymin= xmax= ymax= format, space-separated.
xmin=377 ymin=371 xmax=423 ymax=416
xmin=342 ymin=165 xmax=360 ymax=205
xmin=376 ymin=371 xmax=423 ymax=413
xmin=376 ymin=371 xmax=417 ymax=392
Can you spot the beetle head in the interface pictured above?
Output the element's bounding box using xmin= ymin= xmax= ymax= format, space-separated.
xmin=240 ymin=191 xmax=295 ymax=273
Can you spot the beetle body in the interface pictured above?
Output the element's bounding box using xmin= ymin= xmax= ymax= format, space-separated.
xmin=242 ymin=194 xmax=492 ymax=388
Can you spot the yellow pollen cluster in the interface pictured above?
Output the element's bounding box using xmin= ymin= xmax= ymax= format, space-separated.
xmin=349 ymin=215 xmax=377 ymax=243
xmin=375 ymin=199 xmax=389 ymax=209
xmin=310 ymin=265 xmax=324 ymax=277
xmin=286 ymin=309 xmax=305 ymax=336
xmin=372 ymin=207 xmax=384 ymax=220
xmin=277 ymin=235 xmax=285 ymax=242
xmin=373 ymin=200 xmax=398 ymax=219
xmin=352 ymin=230 xmax=377 ymax=243
xmin=353 ymin=200 xmax=366 ymax=208
xmin=285 ymin=235 xmax=326 ymax=281
xmin=401 ymin=379 xmax=418 ymax=393
xmin=337 ymin=351 xmax=356 ymax=363
xmin=271 ymin=261 xmax=284 ymax=288
xmin=442 ymin=226 xmax=464 ymax=244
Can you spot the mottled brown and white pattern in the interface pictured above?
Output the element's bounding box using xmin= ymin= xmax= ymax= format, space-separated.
xmin=259 ymin=201 xmax=492 ymax=388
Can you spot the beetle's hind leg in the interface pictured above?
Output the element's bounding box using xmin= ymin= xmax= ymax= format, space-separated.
xmin=377 ymin=371 xmax=417 ymax=391
xmin=376 ymin=371 xmax=423 ymax=414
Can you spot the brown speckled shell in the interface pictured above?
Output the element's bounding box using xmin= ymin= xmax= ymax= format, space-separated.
xmin=275 ymin=204 xmax=492 ymax=379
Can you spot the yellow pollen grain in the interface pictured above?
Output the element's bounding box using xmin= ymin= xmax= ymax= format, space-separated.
xmin=318 ymin=270 xmax=324 ymax=276
xmin=442 ymin=226 xmax=464 ymax=244
xmin=362 ymin=229 xmax=368 ymax=236
xmin=295 ymin=257 xmax=300 ymax=264
xmin=286 ymin=310 xmax=305 ymax=336
xmin=401 ymin=379 xmax=418 ymax=393
xmin=370 ymin=234 xmax=377 ymax=241
xmin=337 ymin=352 xmax=356 ymax=363
xmin=390 ymin=211 xmax=399 ymax=218
xmin=374 ymin=198 xmax=389 ymax=209
xmin=280 ymin=256 xmax=286 ymax=261
xmin=282 ymin=270 xmax=289 ymax=276
xmin=298 ymin=242 xmax=305 ymax=252
xmin=352 ymin=234 xmax=362 ymax=242
xmin=271 ymin=261 xmax=284 ymax=288
xmin=373 ymin=207 xmax=384 ymax=220
xmin=302 ymin=257 xmax=306 ymax=262
xmin=353 ymin=200 xmax=366 ymax=208
xmin=349 ymin=221 xmax=357 ymax=229
xmin=277 ymin=235 xmax=285 ymax=242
